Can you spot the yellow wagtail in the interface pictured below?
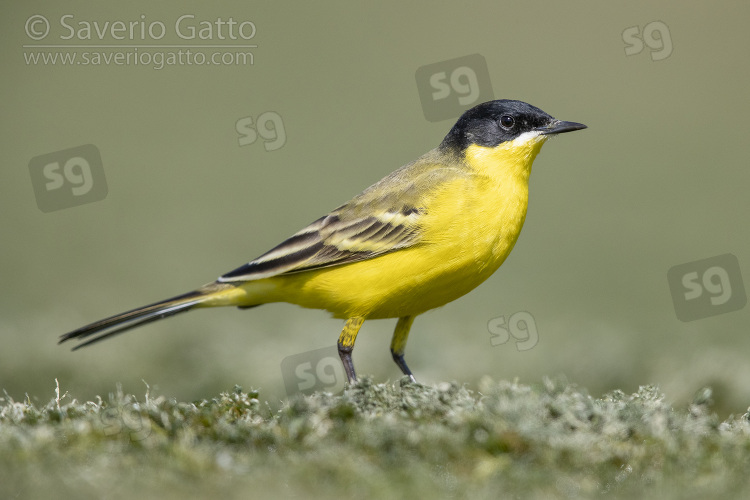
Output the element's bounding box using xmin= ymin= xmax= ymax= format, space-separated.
xmin=59 ymin=100 xmax=586 ymax=383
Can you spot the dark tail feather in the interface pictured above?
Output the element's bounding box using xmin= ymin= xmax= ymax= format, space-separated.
xmin=59 ymin=290 xmax=207 ymax=350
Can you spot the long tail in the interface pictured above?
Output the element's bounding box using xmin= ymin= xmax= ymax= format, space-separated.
xmin=59 ymin=282 xmax=247 ymax=350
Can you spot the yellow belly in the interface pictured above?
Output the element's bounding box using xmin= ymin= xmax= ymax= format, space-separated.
xmin=249 ymin=174 xmax=529 ymax=319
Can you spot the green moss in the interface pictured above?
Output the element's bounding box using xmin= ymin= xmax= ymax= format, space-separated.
xmin=2 ymin=377 xmax=750 ymax=499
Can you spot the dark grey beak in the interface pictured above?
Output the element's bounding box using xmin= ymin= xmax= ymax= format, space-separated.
xmin=539 ymin=120 xmax=587 ymax=135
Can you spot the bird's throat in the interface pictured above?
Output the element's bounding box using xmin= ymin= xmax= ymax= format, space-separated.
xmin=463 ymin=131 xmax=547 ymax=183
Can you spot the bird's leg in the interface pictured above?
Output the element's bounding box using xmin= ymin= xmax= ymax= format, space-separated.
xmin=337 ymin=316 xmax=365 ymax=384
xmin=390 ymin=316 xmax=417 ymax=383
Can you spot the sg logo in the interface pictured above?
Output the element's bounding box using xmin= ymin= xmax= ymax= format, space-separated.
xmin=487 ymin=311 xmax=539 ymax=351
xmin=668 ymin=253 xmax=746 ymax=322
xmin=28 ymin=144 xmax=107 ymax=213
xmin=280 ymin=346 xmax=346 ymax=396
xmin=100 ymin=403 xmax=151 ymax=442
xmin=415 ymin=54 xmax=494 ymax=122
xmin=236 ymin=111 xmax=286 ymax=151
xmin=622 ymin=21 xmax=673 ymax=61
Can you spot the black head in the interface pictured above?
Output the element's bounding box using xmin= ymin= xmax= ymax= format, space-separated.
xmin=439 ymin=100 xmax=586 ymax=153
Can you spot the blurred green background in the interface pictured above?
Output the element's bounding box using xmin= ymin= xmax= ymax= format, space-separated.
xmin=2 ymin=1 xmax=749 ymax=416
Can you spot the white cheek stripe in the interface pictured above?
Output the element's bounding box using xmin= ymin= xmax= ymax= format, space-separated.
xmin=509 ymin=130 xmax=543 ymax=147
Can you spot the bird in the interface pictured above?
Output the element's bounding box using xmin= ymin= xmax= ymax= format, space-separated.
xmin=59 ymin=99 xmax=586 ymax=384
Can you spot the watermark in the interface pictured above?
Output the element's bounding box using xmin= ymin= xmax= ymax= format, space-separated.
xmin=281 ymin=346 xmax=346 ymax=396
xmin=623 ymin=21 xmax=673 ymax=61
xmin=23 ymin=14 xmax=256 ymax=70
xmin=236 ymin=111 xmax=286 ymax=151
xmin=415 ymin=54 xmax=494 ymax=122
xmin=100 ymin=402 xmax=151 ymax=441
xmin=487 ymin=311 xmax=538 ymax=351
xmin=28 ymin=144 xmax=107 ymax=212
xmin=667 ymin=253 xmax=746 ymax=322
xmin=23 ymin=49 xmax=253 ymax=69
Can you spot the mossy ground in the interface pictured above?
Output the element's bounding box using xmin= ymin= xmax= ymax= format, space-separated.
xmin=2 ymin=377 xmax=750 ymax=499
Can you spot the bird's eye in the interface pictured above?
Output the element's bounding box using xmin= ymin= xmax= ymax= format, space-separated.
xmin=499 ymin=115 xmax=515 ymax=129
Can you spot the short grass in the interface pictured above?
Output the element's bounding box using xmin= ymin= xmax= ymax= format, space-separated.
xmin=2 ymin=377 xmax=750 ymax=499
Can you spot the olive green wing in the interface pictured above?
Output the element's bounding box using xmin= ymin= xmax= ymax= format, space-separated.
xmin=218 ymin=151 xmax=469 ymax=282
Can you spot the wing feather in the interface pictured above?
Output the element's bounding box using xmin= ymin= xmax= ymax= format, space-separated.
xmin=219 ymin=150 xmax=470 ymax=283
